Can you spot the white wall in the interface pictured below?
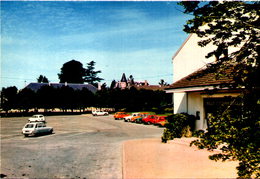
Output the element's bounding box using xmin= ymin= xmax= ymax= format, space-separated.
xmin=173 ymin=34 xmax=216 ymax=82
xmin=187 ymin=92 xmax=205 ymax=130
xmin=171 ymin=33 xmax=242 ymax=130
xmin=173 ymin=92 xmax=187 ymax=114
xmin=173 ymin=91 xmax=206 ymax=130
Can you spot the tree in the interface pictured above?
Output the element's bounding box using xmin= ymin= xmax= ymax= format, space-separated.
xmin=58 ymin=60 xmax=85 ymax=84
xmin=17 ymin=88 xmax=36 ymax=112
xmin=37 ymin=75 xmax=49 ymax=83
xmin=158 ymin=79 xmax=168 ymax=86
xmin=37 ymin=85 xmax=58 ymax=112
xmin=1 ymin=86 xmax=18 ymax=113
xmin=179 ymin=1 xmax=260 ymax=178
xmin=128 ymin=75 xmax=135 ymax=86
xmin=101 ymin=83 xmax=107 ymax=90
xmin=84 ymin=61 xmax=103 ymax=87
xmin=110 ymin=80 xmax=117 ymax=89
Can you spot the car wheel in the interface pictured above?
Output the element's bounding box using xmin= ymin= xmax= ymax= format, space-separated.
xmin=49 ymin=129 xmax=53 ymax=134
xmin=148 ymin=122 xmax=151 ymax=125
xmin=24 ymin=134 xmax=29 ymax=137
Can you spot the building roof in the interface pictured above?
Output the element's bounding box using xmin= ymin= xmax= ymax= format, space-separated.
xmin=166 ymin=67 xmax=234 ymax=90
xmin=134 ymin=85 xmax=167 ymax=91
xmin=121 ymin=73 xmax=127 ymax=82
xmin=25 ymin=83 xmax=97 ymax=93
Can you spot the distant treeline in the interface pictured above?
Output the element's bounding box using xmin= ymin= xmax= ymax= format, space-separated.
xmin=1 ymin=86 xmax=172 ymax=116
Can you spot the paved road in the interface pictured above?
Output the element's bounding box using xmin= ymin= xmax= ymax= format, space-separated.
xmin=0 ymin=114 xmax=164 ymax=179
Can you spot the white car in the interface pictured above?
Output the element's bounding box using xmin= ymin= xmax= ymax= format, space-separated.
xmin=92 ymin=111 xmax=109 ymax=116
xmin=22 ymin=122 xmax=53 ymax=137
xmin=28 ymin=114 xmax=45 ymax=122
xmin=124 ymin=113 xmax=140 ymax=122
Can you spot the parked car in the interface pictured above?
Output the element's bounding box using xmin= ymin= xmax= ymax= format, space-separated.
xmin=28 ymin=114 xmax=45 ymax=122
xmin=155 ymin=120 xmax=168 ymax=127
xmin=135 ymin=113 xmax=150 ymax=123
xmin=130 ymin=113 xmax=142 ymax=122
xmin=124 ymin=113 xmax=139 ymax=122
xmin=22 ymin=122 xmax=53 ymax=137
xmin=92 ymin=111 xmax=109 ymax=116
xmin=114 ymin=112 xmax=129 ymax=120
xmin=142 ymin=115 xmax=158 ymax=124
xmin=154 ymin=116 xmax=167 ymax=125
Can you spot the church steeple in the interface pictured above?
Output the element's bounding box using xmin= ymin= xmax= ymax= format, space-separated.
xmin=120 ymin=73 xmax=127 ymax=82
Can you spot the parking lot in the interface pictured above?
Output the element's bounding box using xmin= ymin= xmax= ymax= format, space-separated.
xmin=1 ymin=114 xmax=164 ymax=179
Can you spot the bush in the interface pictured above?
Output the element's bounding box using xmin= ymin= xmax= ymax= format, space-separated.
xmin=164 ymin=107 xmax=173 ymax=113
xmin=161 ymin=113 xmax=195 ymax=143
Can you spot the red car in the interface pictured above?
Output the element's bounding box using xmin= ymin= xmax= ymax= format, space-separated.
xmin=154 ymin=116 xmax=167 ymax=125
xmin=114 ymin=112 xmax=129 ymax=120
xmin=142 ymin=115 xmax=158 ymax=124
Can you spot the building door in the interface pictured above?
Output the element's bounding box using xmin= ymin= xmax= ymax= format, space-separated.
xmin=203 ymin=97 xmax=239 ymax=129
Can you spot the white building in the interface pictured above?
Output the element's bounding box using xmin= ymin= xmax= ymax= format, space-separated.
xmin=166 ymin=34 xmax=241 ymax=130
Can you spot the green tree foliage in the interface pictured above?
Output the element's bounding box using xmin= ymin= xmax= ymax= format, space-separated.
xmin=158 ymin=79 xmax=168 ymax=86
xmin=58 ymin=60 xmax=85 ymax=84
xmin=110 ymin=80 xmax=117 ymax=89
xmin=37 ymin=75 xmax=49 ymax=83
xmin=179 ymin=1 xmax=260 ymax=178
xmin=84 ymin=61 xmax=103 ymax=87
xmin=37 ymin=85 xmax=58 ymax=112
xmin=1 ymin=86 xmax=18 ymax=112
xmin=128 ymin=75 xmax=135 ymax=86
xmin=1 ymin=85 xmax=171 ymax=116
xmin=17 ymin=88 xmax=36 ymax=112
xmin=161 ymin=113 xmax=195 ymax=143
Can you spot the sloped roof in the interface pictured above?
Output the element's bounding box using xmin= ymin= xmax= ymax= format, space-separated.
xmin=25 ymin=83 xmax=97 ymax=93
xmin=166 ymin=67 xmax=234 ymax=90
xmin=121 ymin=73 xmax=127 ymax=82
xmin=134 ymin=85 xmax=167 ymax=91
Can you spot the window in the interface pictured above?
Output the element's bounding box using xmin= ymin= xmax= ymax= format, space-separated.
xmin=25 ymin=124 xmax=34 ymax=128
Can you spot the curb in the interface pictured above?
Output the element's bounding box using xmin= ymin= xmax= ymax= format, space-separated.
xmin=122 ymin=142 xmax=125 ymax=179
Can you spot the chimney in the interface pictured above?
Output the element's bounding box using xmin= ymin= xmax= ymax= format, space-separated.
xmin=98 ymin=83 xmax=101 ymax=90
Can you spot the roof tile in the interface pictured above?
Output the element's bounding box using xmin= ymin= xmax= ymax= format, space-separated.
xmin=167 ymin=67 xmax=234 ymax=90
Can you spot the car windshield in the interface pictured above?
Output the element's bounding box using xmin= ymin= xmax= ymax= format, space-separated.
xmin=25 ymin=124 xmax=34 ymax=128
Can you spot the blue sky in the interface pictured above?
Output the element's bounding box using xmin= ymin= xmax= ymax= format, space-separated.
xmin=1 ymin=1 xmax=190 ymax=89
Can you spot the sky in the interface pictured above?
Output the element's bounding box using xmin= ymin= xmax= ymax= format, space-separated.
xmin=1 ymin=1 xmax=191 ymax=89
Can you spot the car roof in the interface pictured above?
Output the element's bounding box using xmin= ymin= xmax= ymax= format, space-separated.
xmin=26 ymin=122 xmax=45 ymax=124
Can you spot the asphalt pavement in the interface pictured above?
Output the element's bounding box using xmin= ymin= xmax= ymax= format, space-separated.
xmin=1 ymin=114 xmax=164 ymax=179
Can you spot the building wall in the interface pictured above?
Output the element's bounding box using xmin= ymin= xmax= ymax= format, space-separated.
xmin=171 ymin=33 xmax=242 ymax=130
xmin=172 ymin=34 xmax=223 ymax=130
xmin=187 ymin=92 xmax=206 ymax=130
xmin=173 ymin=91 xmax=206 ymax=130
xmin=173 ymin=92 xmax=187 ymax=114
xmin=173 ymin=34 xmax=216 ymax=82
